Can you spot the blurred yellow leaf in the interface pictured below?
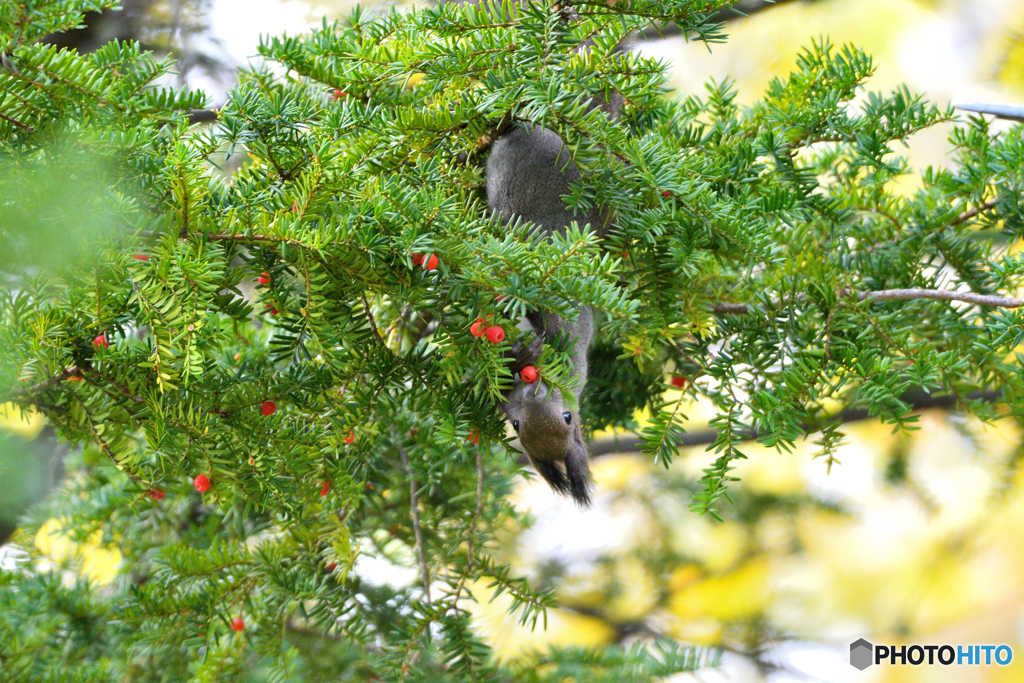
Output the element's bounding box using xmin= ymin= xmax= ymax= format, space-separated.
xmin=669 ymin=559 xmax=771 ymax=621
xmin=463 ymin=578 xmax=615 ymax=661
xmin=34 ymin=518 xmax=122 ymax=586
xmin=0 ymin=402 xmax=45 ymax=438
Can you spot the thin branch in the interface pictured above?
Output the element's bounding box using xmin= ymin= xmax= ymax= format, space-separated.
xmin=397 ymin=440 xmax=432 ymax=603
xmin=22 ymin=366 xmax=79 ymax=395
xmin=861 ymin=288 xmax=1022 ymax=307
xmin=948 ymin=197 xmax=999 ymax=229
xmin=0 ymin=110 xmax=35 ymax=133
xmin=711 ymin=287 xmax=1024 ymax=315
xmin=858 ymin=196 xmax=1000 ymax=256
xmin=587 ymin=388 xmax=1004 ymax=457
xmin=362 ymin=295 xmax=385 ymax=346
xmin=466 ymin=445 xmax=485 ymax=572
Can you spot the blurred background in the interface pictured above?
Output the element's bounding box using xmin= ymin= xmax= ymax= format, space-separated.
xmin=5 ymin=1 xmax=1024 ymax=681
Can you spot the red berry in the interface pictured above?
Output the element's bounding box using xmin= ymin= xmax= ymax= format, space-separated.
xmin=332 ymin=89 xmax=345 ymax=100
xmin=230 ymin=618 xmax=245 ymax=632
xmin=521 ymin=366 xmax=538 ymax=383
xmin=291 ymin=203 xmax=298 ymax=212
xmin=265 ymin=305 xmax=278 ymax=315
xmin=424 ymin=254 xmax=439 ymax=270
xmin=485 ymin=325 xmax=505 ymax=344
xmin=193 ymin=474 xmax=210 ymax=493
xmin=257 ymin=272 xmax=270 ymax=285
xmin=470 ymin=318 xmax=485 ymax=337
xmin=411 ymin=253 xmax=424 ymax=266
xmin=908 ymin=360 xmax=916 ymax=365
xmin=467 ymin=430 xmax=478 ymax=444
xmin=320 ymin=480 xmax=330 ymax=496
xmin=671 ymin=375 xmax=686 ymax=389
xmin=325 ymin=562 xmax=337 ymax=572
xmin=68 ymin=375 xmax=83 ymax=382
xmin=261 ymin=400 xmax=276 ymax=416
xmin=344 ymin=431 xmax=355 ymax=445
xmin=133 ymin=254 xmax=149 ymax=261
xmin=495 ymin=294 xmax=506 ymax=302
xmin=148 ymin=488 xmax=165 ymax=501
xmin=93 ymin=334 xmax=109 ymax=349
xmin=662 ymin=190 xmax=671 ymax=197
xmin=233 ymin=353 xmax=241 ymax=361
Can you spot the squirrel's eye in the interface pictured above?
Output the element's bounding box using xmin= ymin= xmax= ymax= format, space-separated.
xmin=512 ymin=420 xmax=520 ymax=432
xmin=562 ymin=412 xmax=571 ymax=424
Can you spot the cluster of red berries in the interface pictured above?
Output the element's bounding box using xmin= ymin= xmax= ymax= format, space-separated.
xmin=411 ymin=253 xmax=439 ymax=270
xmin=469 ymin=318 xmax=504 ymax=343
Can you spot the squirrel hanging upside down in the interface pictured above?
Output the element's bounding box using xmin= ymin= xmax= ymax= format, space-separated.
xmin=441 ymin=0 xmax=623 ymax=505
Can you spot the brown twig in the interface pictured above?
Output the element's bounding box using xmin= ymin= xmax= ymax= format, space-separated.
xmin=361 ymin=295 xmax=385 ymax=346
xmin=397 ymin=439 xmax=432 ymax=603
xmin=947 ymin=197 xmax=999 ymax=229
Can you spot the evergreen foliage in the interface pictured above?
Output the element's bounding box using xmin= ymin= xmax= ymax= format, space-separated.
xmin=1 ymin=0 xmax=1023 ymax=679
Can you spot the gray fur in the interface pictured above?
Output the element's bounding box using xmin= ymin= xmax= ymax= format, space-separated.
xmin=489 ymin=123 xmax=613 ymax=507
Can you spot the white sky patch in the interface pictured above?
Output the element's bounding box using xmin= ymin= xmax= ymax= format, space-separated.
xmin=898 ymin=18 xmax=972 ymax=96
xmin=211 ymin=0 xmax=326 ymax=63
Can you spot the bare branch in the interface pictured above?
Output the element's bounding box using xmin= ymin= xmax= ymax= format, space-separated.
xmin=712 ymin=287 xmax=1024 ymax=315
xmin=467 ymin=446 xmax=485 ymax=571
xmin=398 ymin=440 xmax=432 ymax=603
xmin=587 ymin=388 xmax=1004 ymax=457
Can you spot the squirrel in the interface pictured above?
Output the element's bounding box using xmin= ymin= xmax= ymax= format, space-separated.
xmin=440 ymin=0 xmax=622 ymax=505
xmin=487 ymin=125 xmax=613 ymax=507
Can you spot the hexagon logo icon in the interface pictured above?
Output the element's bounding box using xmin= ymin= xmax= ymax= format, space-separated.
xmin=850 ymin=638 xmax=874 ymax=670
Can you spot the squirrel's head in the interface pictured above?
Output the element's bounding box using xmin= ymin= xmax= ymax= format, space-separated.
xmin=502 ymin=377 xmax=592 ymax=506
